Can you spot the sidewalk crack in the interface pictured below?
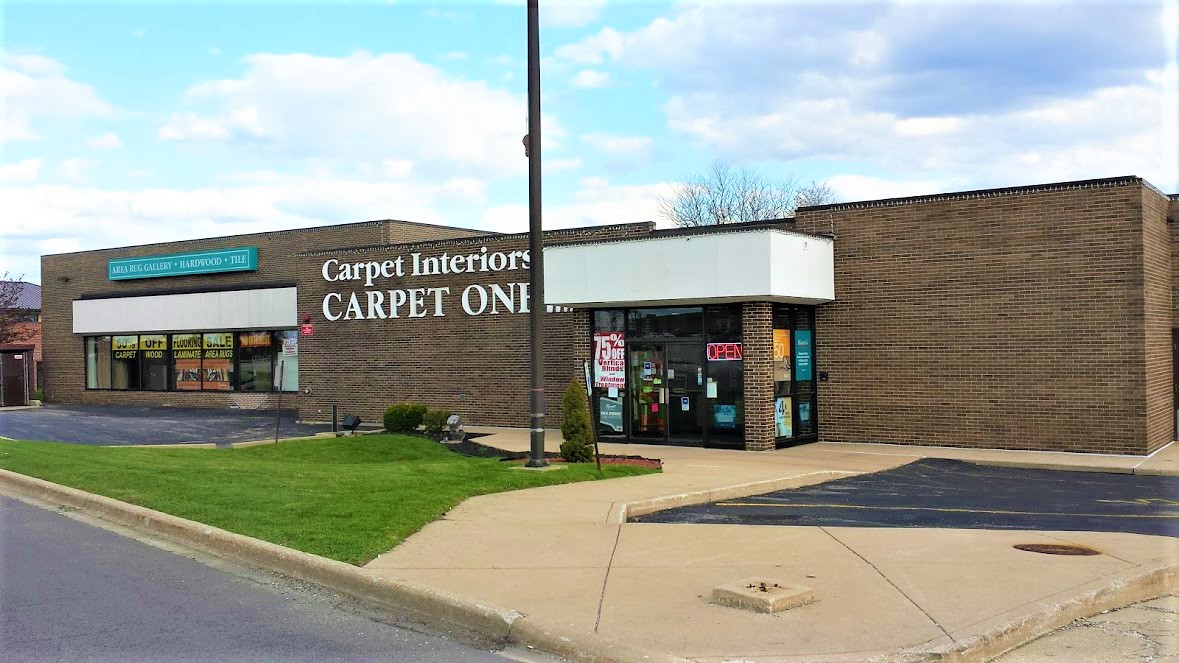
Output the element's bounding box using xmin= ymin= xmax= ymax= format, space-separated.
xmin=593 ymin=523 xmax=623 ymax=633
xmin=820 ymin=527 xmax=951 ymax=640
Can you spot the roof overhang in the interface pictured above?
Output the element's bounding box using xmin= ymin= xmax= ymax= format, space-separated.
xmin=544 ymin=229 xmax=834 ymax=308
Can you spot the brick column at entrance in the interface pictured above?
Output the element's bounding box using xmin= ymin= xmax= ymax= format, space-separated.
xmin=742 ymin=302 xmax=775 ymax=451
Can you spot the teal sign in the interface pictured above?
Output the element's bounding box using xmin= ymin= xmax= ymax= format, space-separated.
xmin=713 ymin=404 xmax=737 ymax=429
xmin=599 ymin=397 xmax=624 ymax=433
xmin=794 ymin=330 xmax=813 ymax=381
xmin=109 ymin=247 xmax=258 ymax=280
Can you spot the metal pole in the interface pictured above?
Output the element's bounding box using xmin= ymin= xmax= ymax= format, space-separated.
xmin=525 ymin=0 xmax=548 ymax=468
xmin=274 ymin=361 xmax=284 ymax=444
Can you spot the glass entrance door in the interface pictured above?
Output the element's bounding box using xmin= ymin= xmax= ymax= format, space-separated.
xmin=666 ymin=344 xmax=704 ymax=444
xmin=629 ymin=343 xmax=706 ymax=446
xmin=629 ymin=344 xmax=665 ymax=441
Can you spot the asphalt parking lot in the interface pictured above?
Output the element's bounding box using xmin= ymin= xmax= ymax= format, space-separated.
xmin=0 ymin=405 xmax=331 ymax=446
xmin=636 ymin=458 xmax=1179 ymax=537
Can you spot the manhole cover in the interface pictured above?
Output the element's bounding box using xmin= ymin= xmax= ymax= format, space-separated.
xmin=1013 ymin=543 xmax=1100 ymax=556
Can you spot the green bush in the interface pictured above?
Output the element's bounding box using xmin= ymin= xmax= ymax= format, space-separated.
xmin=422 ymin=409 xmax=452 ymax=441
xmin=559 ymin=381 xmax=595 ymax=463
xmin=33 ymin=389 xmax=43 ymax=401
xmin=383 ymin=403 xmax=427 ymax=433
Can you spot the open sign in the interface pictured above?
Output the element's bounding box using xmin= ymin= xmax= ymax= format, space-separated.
xmin=706 ymin=342 xmax=743 ymax=361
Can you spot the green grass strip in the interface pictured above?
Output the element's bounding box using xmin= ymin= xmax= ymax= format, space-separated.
xmin=0 ymin=435 xmax=658 ymax=565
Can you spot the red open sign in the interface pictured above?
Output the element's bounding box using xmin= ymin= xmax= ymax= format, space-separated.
xmin=706 ymin=343 xmax=743 ymax=361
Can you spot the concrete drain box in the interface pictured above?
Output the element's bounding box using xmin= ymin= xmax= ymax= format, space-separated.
xmin=711 ymin=578 xmax=815 ymax=614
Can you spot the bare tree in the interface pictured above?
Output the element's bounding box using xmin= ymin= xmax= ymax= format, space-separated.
xmin=658 ymin=161 xmax=838 ymax=227
xmin=0 ymin=273 xmax=33 ymax=345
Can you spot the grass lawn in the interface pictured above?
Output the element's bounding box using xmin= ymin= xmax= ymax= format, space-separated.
xmin=0 ymin=435 xmax=658 ymax=565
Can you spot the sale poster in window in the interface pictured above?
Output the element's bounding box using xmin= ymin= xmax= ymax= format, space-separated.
xmin=592 ymin=332 xmax=626 ymax=388
xmin=775 ymin=397 xmax=793 ymax=438
xmin=173 ymin=334 xmax=202 ymax=390
xmin=794 ymin=330 xmax=813 ymax=381
xmin=202 ymin=333 xmax=234 ymax=391
xmin=773 ymin=329 xmax=791 ymax=382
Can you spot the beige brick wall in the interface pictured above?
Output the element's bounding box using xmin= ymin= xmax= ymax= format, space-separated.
xmin=741 ymin=303 xmax=775 ymax=450
xmin=40 ymin=220 xmax=485 ymax=410
xmin=795 ymin=179 xmax=1160 ymax=454
xmin=295 ymin=223 xmax=654 ymax=428
xmin=1142 ymin=187 xmax=1173 ymax=453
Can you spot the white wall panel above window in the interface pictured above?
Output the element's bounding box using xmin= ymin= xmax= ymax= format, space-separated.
xmin=543 ymin=229 xmax=834 ymax=308
xmin=73 ymin=288 xmax=297 ymax=334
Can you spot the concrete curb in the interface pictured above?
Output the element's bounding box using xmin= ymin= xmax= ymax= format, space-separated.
xmin=0 ymin=468 xmax=686 ymax=663
xmin=621 ymin=470 xmax=856 ymax=521
xmin=891 ymin=558 xmax=1179 ymax=662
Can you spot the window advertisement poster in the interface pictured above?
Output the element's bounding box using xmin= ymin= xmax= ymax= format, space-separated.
xmin=275 ymin=330 xmax=299 ymax=391
xmin=799 ymin=401 xmax=811 ymax=423
xmin=138 ymin=334 xmax=166 ymax=358
xmin=112 ymin=335 xmax=138 ymax=359
xmin=773 ymin=329 xmax=791 ymax=383
xmin=794 ymin=330 xmax=813 ymax=381
xmin=775 ymin=397 xmax=793 ymax=438
xmin=172 ymin=334 xmax=202 ymax=390
xmin=592 ymin=331 xmax=626 ymax=388
xmin=202 ymin=332 xmax=234 ymax=391
xmin=239 ymin=331 xmax=271 ymax=349
xmin=713 ymin=404 xmax=737 ymax=429
xmin=598 ymin=396 xmax=624 ymax=433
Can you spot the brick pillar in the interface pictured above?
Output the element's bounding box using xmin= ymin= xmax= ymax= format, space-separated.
xmin=742 ymin=302 xmax=775 ymax=451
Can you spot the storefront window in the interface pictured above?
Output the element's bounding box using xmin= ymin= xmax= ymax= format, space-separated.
xmin=172 ymin=334 xmax=202 ymax=391
xmin=201 ymin=332 xmax=234 ymax=391
xmin=140 ymin=335 xmax=169 ymax=391
xmin=111 ymin=335 xmax=141 ymax=390
xmin=772 ymin=305 xmax=817 ymax=442
xmin=273 ymin=331 xmax=299 ymax=392
xmin=86 ymin=336 xmax=112 ymax=389
xmin=628 ymin=308 xmax=703 ymax=339
xmin=238 ymin=331 xmax=273 ymax=392
xmin=591 ymin=310 xmax=626 ymax=438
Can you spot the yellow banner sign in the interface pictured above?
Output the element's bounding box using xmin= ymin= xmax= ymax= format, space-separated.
xmin=139 ymin=335 xmax=167 ymax=351
xmin=172 ymin=334 xmax=202 ymax=351
xmin=239 ymin=331 xmax=271 ymax=348
xmin=203 ymin=333 xmax=233 ymax=349
xmin=113 ymin=336 xmax=138 ymax=351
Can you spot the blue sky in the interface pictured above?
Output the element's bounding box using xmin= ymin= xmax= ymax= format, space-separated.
xmin=3 ymin=0 xmax=1176 ymax=283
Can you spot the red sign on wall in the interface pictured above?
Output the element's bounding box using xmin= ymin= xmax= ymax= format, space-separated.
xmin=706 ymin=342 xmax=743 ymax=361
xmin=300 ymin=323 xmax=313 ymax=336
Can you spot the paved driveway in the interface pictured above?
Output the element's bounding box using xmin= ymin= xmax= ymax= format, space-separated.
xmin=636 ymin=458 xmax=1179 ymax=537
xmin=0 ymin=405 xmax=331 ymax=445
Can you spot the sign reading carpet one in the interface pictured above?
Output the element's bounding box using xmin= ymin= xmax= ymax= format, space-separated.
xmin=320 ymin=247 xmax=533 ymax=320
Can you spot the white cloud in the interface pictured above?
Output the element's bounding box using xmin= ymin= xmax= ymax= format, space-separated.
xmin=439 ymin=51 xmax=468 ymax=61
xmin=581 ymin=132 xmax=652 ymax=156
xmin=824 ymin=175 xmax=959 ymax=202
xmin=1 ymin=53 xmax=114 ymax=143
xmin=554 ymin=27 xmax=625 ymax=65
xmin=58 ymin=158 xmax=93 ymax=183
xmin=157 ymin=51 xmax=560 ymax=179
xmin=0 ymin=158 xmax=42 ymax=184
xmin=548 ymin=157 xmax=582 ymax=172
xmin=541 ymin=0 xmax=607 ymax=28
xmin=571 ymin=69 xmax=610 ymax=88
xmin=86 ymin=131 xmax=122 ymax=149
xmin=0 ymin=172 xmax=482 ymax=281
xmin=664 ymin=66 xmax=1179 ymax=191
xmin=481 ymin=176 xmax=667 ymax=233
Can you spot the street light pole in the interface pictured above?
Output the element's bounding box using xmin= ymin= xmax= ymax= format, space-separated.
xmin=525 ymin=0 xmax=548 ymax=468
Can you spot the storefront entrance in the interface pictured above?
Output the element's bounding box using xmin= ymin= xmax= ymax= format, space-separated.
xmin=629 ymin=343 xmax=706 ymax=446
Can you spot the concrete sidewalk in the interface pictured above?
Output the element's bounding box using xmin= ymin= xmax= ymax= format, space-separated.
xmin=365 ymin=432 xmax=1178 ymax=661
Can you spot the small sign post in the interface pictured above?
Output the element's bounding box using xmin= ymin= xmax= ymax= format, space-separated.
xmin=583 ymin=360 xmax=602 ymax=472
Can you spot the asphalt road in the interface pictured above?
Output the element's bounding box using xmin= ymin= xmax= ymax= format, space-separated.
xmin=0 ymin=496 xmax=514 ymax=662
xmin=0 ymin=405 xmax=331 ymax=445
xmin=637 ymin=458 xmax=1179 ymax=537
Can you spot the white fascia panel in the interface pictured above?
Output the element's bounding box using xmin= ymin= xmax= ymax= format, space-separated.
xmin=544 ymin=229 xmax=834 ymax=308
xmin=73 ymin=287 xmax=298 ymax=334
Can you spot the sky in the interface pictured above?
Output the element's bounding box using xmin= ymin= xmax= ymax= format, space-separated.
xmin=2 ymin=0 xmax=1177 ymax=284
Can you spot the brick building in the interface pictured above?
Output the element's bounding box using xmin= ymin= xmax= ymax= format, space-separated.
xmin=1 ymin=281 xmax=41 ymax=406
xmin=39 ymin=175 xmax=1179 ymax=455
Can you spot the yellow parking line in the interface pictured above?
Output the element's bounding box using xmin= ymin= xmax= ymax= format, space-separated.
xmin=714 ymin=502 xmax=1179 ymax=519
